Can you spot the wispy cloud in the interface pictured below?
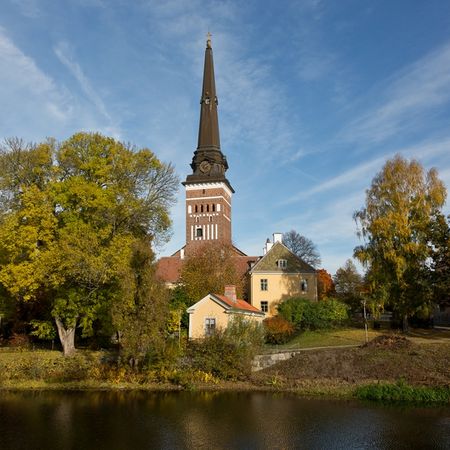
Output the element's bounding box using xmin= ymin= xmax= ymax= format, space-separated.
xmin=11 ymin=0 xmax=41 ymax=18
xmin=0 ymin=27 xmax=72 ymax=137
xmin=54 ymin=41 xmax=111 ymax=122
xmin=343 ymin=41 xmax=450 ymax=145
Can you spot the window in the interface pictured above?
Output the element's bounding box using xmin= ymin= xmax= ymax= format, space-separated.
xmin=260 ymin=279 xmax=268 ymax=291
xmin=277 ymin=259 xmax=287 ymax=269
xmin=212 ymin=204 xmax=216 ymax=212
xmin=301 ymin=279 xmax=308 ymax=293
xmin=206 ymin=204 xmax=209 ymax=212
xmin=196 ymin=227 xmax=203 ymax=238
xmin=217 ymin=204 xmax=221 ymax=212
xmin=205 ymin=318 xmax=216 ymax=336
xmin=260 ymin=301 xmax=268 ymax=313
xmin=201 ymin=205 xmax=204 ymax=213
xmin=195 ymin=205 xmax=198 ymax=213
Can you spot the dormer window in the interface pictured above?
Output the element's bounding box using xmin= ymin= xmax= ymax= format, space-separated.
xmin=277 ymin=259 xmax=287 ymax=269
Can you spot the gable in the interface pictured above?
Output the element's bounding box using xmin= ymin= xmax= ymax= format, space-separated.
xmin=250 ymin=242 xmax=315 ymax=273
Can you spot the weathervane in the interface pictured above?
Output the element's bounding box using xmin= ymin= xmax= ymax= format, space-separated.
xmin=206 ymin=31 xmax=212 ymax=48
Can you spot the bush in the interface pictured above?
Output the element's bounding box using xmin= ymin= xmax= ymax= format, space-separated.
xmin=278 ymin=297 xmax=349 ymax=330
xmin=356 ymin=380 xmax=450 ymax=403
xmin=187 ymin=317 xmax=264 ymax=380
xmin=263 ymin=316 xmax=295 ymax=344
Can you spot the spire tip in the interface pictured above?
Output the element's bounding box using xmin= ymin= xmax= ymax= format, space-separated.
xmin=206 ymin=31 xmax=212 ymax=48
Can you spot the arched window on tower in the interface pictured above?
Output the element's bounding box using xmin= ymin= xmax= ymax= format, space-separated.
xmin=206 ymin=204 xmax=209 ymax=212
xmin=195 ymin=205 xmax=198 ymax=213
xmin=212 ymin=204 xmax=216 ymax=212
xmin=201 ymin=205 xmax=204 ymax=213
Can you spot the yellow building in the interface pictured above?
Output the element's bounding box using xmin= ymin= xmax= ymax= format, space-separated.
xmin=187 ymin=285 xmax=265 ymax=339
xmin=249 ymin=233 xmax=318 ymax=317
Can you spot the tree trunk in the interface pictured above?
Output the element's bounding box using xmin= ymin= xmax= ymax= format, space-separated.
xmin=55 ymin=317 xmax=76 ymax=356
xmin=402 ymin=314 xmax=409 ymax=333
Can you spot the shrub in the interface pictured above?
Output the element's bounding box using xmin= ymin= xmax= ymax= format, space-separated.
xmin=356 ymin=380 xmax=450 ymax=403
xmin=263 ymin=316 xmax=295 ymax=344
xmin=278 ymin=297 xmax=348 ymax=330
xmin=187 ymin=317 xmax=264 ymax=380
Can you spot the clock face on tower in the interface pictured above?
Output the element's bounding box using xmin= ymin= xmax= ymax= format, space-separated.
xmin=199 ymin=160 xmax=211 ymax=174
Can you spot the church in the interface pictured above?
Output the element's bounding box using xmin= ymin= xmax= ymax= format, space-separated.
xmin=156 ymin=35 xmax=317 ymax=317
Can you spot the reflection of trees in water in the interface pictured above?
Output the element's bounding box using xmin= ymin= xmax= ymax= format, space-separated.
xmin=0 ymin=392 xmax=449 ymax=449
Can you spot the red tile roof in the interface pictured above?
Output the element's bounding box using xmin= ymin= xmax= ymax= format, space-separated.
xmin=156 ymin=254 xmax=260 ymax=284
xmin=155 ymin=256 xmax=183 ymax=283
xmin=214 ymin=294 xmax=264 ymax=314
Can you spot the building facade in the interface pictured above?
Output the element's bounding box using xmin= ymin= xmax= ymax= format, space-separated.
xmin=249 ymin=233 xmax=318 ymax=317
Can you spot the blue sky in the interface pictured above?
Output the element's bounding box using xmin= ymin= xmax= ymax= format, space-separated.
xmin=1 ymin=0 xmax=450 ymax=274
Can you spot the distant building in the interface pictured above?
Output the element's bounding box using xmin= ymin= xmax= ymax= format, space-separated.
xmin=249 ymin=233 xmax=318 ymax=317
xmin=187 ymin=285 xmax=265 ymax=339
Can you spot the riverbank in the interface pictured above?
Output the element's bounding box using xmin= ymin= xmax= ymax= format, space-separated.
xmin=1 ymin=333 xmax=449 ymax=403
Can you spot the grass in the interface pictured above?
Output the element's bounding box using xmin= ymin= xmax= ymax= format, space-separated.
xmin=266 ymin=327 xmax=384 ymax=352
xmin=355 ymin=380 xmax=450 ymax=404
xmin=264 ymin=326 xmax=450 ymax=352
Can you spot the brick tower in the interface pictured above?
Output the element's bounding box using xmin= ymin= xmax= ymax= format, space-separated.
xmin=182 ymin=33 xmax=234 ymax=255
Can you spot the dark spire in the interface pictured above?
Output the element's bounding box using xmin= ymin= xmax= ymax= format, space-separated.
xmin=197 ymin=32 xmax=220 ymax=151
xmin=184 ymin=33 xmax=233 ymax=192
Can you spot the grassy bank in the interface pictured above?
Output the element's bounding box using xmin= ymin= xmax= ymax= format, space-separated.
xmin=1 ymin=330 xmax=449 ymax=404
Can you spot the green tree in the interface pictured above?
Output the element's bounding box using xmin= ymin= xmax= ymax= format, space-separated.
xmin=111 ymin=239 xmax=169 ymax=367
xmin=333 ymin=259 xmax=363 ymax=312
xmin=354 ymin=155 xmax=446 ymax=331
xmin=428 ymin=213 xmax=450 ymax=306
xmin=180 ymin=242 xmax=243 ymax=302
xmin=0 ymin=133 xmax=178 ymax=355
xmin=282 ymin=230 xmax=321 ymax=267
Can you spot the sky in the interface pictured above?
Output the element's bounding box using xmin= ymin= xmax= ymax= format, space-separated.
xmin=1 ymin=0 xmax=450 ymax=275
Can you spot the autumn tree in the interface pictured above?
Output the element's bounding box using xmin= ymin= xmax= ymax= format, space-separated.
xmin=111 ymin=239 xmax=169 ymax=367
xmin=180 ymin=242 xmax=243 ymax=303
xmin=354 ymin=155 xmax=446 ymax=331
xmin=333 ymin=259 xmax=363 ymax=312
xmin=428 ymin=213 xmax=450 ymax=306
xmin=0 ymin=133 xmax=178 ymax=355
xmin=317 ymin=269 xmax=335 ymax=301
xmin=282 ymin=230 xmax=321 ymax=268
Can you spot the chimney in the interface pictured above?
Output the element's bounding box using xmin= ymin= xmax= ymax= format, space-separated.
xmin=273 ymin=232 xmax=283 ymax=244
xmin=224 ymin=285 xmax=237 ymax=303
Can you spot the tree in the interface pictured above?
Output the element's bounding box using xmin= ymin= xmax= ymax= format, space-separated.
xmin=354 ymin=155 xmax=446 ymax=331
xmin=333 ymin=259 xmax=363 ymax=311
xmin=282 ymin=230 xmax=321 ymax=267
xmin=317 ymin=269 xmax=335 ymax=301
xmin=0 ymin=133 xmax=178 ymax=355
xmin=428 ymin=213 xmax=450 ymax=306
xmin=111 ymin=239 xmax=169 ymax=367
xmin=180 ymin=242 xmax=243 ymax=303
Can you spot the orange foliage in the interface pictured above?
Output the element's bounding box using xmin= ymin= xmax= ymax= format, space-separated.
xmin=317 ymin=269 xmax=335 ymax=301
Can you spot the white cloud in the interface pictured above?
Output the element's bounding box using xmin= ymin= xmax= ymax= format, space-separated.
xmin=0 ymin=28 xmax=73 ymax=138
xmin=11 ymin=0 xmax=41 ymax=18
xmin=54 ymin=41 xmax=111 ymax=121
xmin=343 ymin=42 xmax=450 ymax=144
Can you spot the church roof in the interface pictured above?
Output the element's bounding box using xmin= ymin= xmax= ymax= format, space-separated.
xmin=250 ymin=241 xmax=316 ymax=273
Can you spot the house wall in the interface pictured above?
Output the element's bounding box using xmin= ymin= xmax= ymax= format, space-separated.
xmin=188 ymin=296 xmax=265 ymax=339
xmin=250 ymin=272 xmax=318 ymax=317
xmin=189 ymin=298 xmax=230 ymax=339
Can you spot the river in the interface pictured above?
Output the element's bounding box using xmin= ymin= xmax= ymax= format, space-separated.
xmin=0 ymin=391 xmax=449 ymax=449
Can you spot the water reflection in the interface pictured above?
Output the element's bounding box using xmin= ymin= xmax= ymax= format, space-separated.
xmin=0 ymin=391 xmax=449 ymax=449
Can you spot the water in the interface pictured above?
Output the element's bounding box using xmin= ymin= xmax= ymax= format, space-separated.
xmin=0 ymin=391 xmax=449 ymax=449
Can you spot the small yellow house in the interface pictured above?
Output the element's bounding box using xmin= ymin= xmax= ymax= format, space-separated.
xmin=249 ymin=233 xmax=318 ymax=317
xmin=187 ymin=285 xmax=265 ymax=339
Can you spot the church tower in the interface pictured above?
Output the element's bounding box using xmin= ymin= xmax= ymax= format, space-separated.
xmin=182 ymin=34 xmax=234 ymax=255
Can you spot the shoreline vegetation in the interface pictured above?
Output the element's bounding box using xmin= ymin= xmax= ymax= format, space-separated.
xmin=1 ymin=328 xmax=449 ymax=405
